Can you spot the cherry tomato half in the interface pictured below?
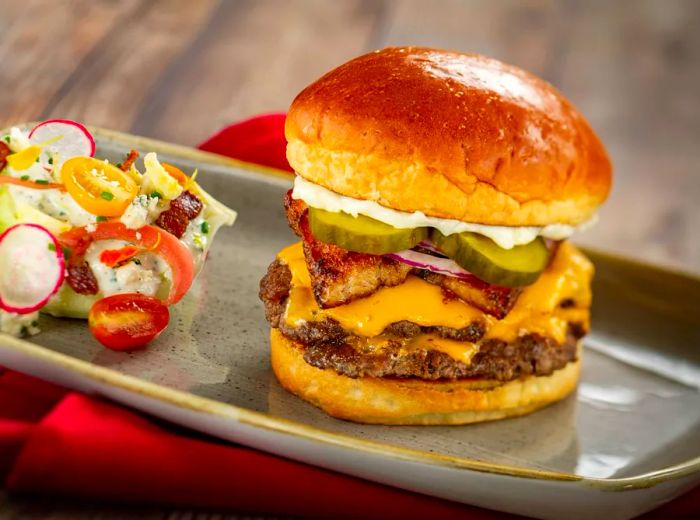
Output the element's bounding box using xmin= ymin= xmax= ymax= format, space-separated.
xmin=60 ymin=222 xmax=195 ymax=304
xmin=61 ymin=156 xmax=138 ymax=216
xmin=88 ymin=293 xmax=169 ymax=351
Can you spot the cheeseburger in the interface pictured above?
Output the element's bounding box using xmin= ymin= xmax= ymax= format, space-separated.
xmin=260 ymin=47 xmax=612 ymax=425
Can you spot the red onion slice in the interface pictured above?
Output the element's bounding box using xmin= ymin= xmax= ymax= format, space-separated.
xmin=385 ymin=249 xmax=475 ymax=280
xmin=416 ymin=240 xmax=447 ymax=257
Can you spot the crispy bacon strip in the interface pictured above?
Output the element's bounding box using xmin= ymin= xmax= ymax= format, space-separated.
xmin=285 ymin=191 xmax=411 ymax=308
xmin=284 ymin=190 xmax=522 ymax=317
xmin=416 ymin=271 xmax=521 ymax=319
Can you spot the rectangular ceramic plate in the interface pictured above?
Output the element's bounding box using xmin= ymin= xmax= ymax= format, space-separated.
xmin=1 ymin=127 xmax=699 ymax=520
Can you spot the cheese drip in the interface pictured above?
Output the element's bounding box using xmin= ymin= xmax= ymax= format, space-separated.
xmin=279 ymin=241 xmax=592 ymax=349
xmin=342 ymin=333 xmax=480 ymax=366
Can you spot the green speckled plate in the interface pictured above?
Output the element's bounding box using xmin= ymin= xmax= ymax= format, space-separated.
xmin=1 ymin=126 xmax=699 ymax=520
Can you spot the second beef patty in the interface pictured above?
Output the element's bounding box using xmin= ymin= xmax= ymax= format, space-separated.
xmin=260 ymin=259 xmax=584 ymax=382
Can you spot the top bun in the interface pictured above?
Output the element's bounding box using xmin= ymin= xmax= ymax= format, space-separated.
xmin=286 ymin=47 xmax=611 ymax=227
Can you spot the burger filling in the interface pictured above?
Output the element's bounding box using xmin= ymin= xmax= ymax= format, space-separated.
xmin=259 ymin=189 xmax=593 ymax=383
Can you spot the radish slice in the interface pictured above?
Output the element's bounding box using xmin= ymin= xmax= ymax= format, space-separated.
xmin=29 ymin=119 xmax=95 ymax=162
xmin=0 ymin=224 xmax=65 ymax=314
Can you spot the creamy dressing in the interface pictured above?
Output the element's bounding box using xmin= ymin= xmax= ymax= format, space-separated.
xmin=180 ymin=214 xmax=208 ymax=268
xmin=8 ymin=185 xmax=97 ymax=227
xmin=292 ymin=176 xmax=596 ymax=249
xmin=84 ymin=239 xmax=170 ymax=298
xmin=5 ymin=162 xmax=51 ymax=182
xmin=0 ymin=309 xmax=40 ymax=337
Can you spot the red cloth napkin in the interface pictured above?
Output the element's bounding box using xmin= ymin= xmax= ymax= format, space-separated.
xmin=0 ymin=113 xmax=697 ymax=518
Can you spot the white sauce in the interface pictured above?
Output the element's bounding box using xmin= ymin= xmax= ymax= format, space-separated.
xmin=292 ymin=176 xmax=596 ymax=249
xmin=84 ymin=239 xmax=169 ymax=298
xmin=8 ymin=185 xmax=97 ymax=227
xmin=6 ymin=162 xmax=51 ymax=182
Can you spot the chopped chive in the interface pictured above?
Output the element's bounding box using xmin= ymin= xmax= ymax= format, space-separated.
xmin=48 ymin=157 xmax=53 ymax=165
xmin=132 ymin=258 xmax=142 ymax=265
xmin=35 ymin=179 xmax=49 ymax=185
xmin=31 ymin=321 xmax=38 ymax=327
xmin=48 ymin=243 xmax=56 ymax=252
xmin=3 ymin=136 xmax=9 ymax=143
xmin=150 ymin=191 xmax=162 ymax=199
xmin=96 ymin=216 xmax=108 ymax=222
xmin=20 ymin=326 xmax=28 ymax=336
xmin=201 ymin=221 xmax=209 ymax=234
xmin=20 ymin=175 xmax=29 ymax=181
xmin=100 ymin=191 xmax=114 ymax=201
xmin=116 ymin=162 xmax=123 ymax=168
xmin=61 ymin=246 xmax=71 ymax=260
xmin=35 ymin=156 xmax=40 ymax=162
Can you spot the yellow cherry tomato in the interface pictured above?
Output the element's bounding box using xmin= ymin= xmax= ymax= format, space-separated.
xmin=61 ymin=157 xmax=138 ymax=216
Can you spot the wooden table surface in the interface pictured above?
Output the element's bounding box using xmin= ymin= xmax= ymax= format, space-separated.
xmin=1 ymin=0 xmax=699 ymax=518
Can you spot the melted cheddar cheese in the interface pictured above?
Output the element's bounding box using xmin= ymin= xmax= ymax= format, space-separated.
xmin=278 ymin=241 xmax=592 ymax=348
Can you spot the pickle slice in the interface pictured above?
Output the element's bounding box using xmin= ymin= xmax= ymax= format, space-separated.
xmin=309 ymin=208 xmax=428 ymax=254
xmin=430 ymin=230 xmax=550 ymax=287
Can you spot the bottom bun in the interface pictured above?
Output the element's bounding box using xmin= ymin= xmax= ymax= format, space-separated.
xmin=270 ymin=329 xmax=581 ymax=425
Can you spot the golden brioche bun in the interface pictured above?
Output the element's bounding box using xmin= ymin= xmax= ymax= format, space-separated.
xmin=286 ymin=47 xmax=612 ymax=227
xmin=270 ymin=329 xmax=581 ymax=425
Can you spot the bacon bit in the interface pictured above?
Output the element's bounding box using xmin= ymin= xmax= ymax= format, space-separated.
xmin=155 ymin=191 xmax=203 ymax=238
xmin=119 ymin=149 xmax=139 ymax=172
xmin=66 ymin=263 xmax=99 ymax=295
xmin=155 ymin=210 xmax=189 ymax=239
xmin=0 ymin=142 xmax=10 ymax=171
xmin=170 ymin=190 xmax=203 ymax=220
xmin=99 ymin=245 xmax=143 ymax=267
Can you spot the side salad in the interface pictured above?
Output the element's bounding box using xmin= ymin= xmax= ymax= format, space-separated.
xmin=0 ymin=120 xmax=236 ymax=350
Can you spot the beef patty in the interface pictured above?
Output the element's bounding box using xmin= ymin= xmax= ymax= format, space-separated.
xmin=260 ymin=259 xmax=584 ymax=382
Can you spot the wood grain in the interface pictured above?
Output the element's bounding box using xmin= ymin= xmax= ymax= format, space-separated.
xmin=130 ymin=0 xmax=384 ymax=144
xmin=0 ymin=0 xmax=699 ymax=517
xmin=41 ymin=0 xmax=219 ymax=132
xmin=0 ymin=0 xmax=141 ymax=124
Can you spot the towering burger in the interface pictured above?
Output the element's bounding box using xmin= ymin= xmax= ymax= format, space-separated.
xmin=260 ymin=47 xmax=611 ymax=425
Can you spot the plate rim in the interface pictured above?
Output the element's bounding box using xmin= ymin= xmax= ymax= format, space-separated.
xmin=1 ymin=123 xmax=698 ymax=490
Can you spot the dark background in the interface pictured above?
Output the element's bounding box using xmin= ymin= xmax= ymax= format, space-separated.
xmin=1 ymin=0 xmax=698 ymax=518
